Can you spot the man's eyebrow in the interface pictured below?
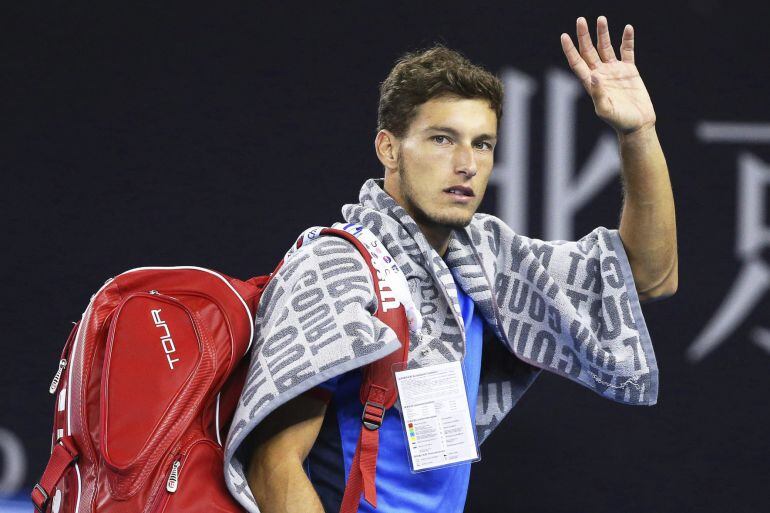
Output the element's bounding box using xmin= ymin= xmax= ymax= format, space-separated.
xmin=424 ymin=125 xmax=497 ymax=141
xmin=476 ymin=133 xmax=498 ymax=142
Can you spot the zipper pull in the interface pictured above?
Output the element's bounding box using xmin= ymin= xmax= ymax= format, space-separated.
xmin=166 ymin=460 xmax=181 ymax=493
xmin=49 ymin=359 xmax=68 ymax=394
xmin=149 ymin=290 xmax=160 ymax=295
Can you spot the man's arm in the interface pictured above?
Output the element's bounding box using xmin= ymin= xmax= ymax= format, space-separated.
xmin=561 ymin=16 xmax=678 ymax=302
xmin=617 ymin=126 xmax=677 ymax=302
xmin=247 ymin=394 xmax=327 ymax=513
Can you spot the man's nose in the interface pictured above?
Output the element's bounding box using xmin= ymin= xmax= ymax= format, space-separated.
xmin=454 ymin=144 xmax=478 ymax=178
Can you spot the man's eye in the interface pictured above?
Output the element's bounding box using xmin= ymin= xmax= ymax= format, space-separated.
xmin=432 ymin=135 xmax=450 ymax=144
xmin=475 ymin=141 xmax=493 ymax=150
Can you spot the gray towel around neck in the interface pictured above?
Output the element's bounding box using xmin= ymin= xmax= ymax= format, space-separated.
xmin=224 ymin=178 xmax=658 ymax=512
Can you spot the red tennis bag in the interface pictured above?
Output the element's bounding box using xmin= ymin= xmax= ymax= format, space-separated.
xmin=32 ymin=228 xmax=409 ymax=513
xmin=32 ymin=266 xmax=267 ymax=513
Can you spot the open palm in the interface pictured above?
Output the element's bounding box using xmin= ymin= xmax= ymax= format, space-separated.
xmin=561 ymin=16 xmax=656 ymax=135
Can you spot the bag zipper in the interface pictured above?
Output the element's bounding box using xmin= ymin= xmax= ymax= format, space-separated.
xmin=48 ymin=321 xmax=81 ymax=395
xmin=165 ymin=459 xmax=181 ymax=493
xmin=150 ymin=439 xmax=222 ymax=513
xmin=49 ymin=359 xmax=68 ymax=394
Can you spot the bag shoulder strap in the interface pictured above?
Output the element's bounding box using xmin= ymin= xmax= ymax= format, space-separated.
xmin=305 ymin=228 xmax=409 ymax=513
xmin=31 ymin=437 xmax=79 ymax=512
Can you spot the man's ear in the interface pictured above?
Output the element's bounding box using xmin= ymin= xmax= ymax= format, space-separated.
xmin=374 ymin=130 xmax=399 ymax=172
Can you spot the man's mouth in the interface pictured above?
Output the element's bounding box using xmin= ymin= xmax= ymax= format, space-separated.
xmin=444 ymin=185 xmax=475 ymax=197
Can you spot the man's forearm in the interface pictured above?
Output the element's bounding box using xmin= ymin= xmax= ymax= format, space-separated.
xmin=617 ymin=124 xmax=678 ymax=301
xmin=249 ymin=454 xmax=325 ymax=513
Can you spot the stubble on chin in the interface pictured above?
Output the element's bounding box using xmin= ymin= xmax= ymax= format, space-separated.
xmin=416 ymin=202 xmax=473 ymax=230
xmin=398 ymin=159 xmax=474 ymax=230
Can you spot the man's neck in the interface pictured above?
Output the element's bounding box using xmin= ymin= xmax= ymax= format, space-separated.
xmin=415 ymin=221 xmax=452 ymax=258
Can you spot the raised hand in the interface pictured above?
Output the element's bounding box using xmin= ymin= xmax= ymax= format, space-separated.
xmin=560 ymin=16 xmax=656 ymax=135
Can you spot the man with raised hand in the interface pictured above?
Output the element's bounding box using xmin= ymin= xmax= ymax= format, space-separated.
xmin=226 ymin=15 xmax=676 ymax=513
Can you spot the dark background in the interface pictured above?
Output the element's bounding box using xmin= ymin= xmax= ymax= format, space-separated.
xmin=2 ymin=1 xmax=769 ymax=511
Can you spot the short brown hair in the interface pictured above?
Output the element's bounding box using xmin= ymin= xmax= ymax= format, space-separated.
xmin=377 ymin=44 xmax=504 ymax=138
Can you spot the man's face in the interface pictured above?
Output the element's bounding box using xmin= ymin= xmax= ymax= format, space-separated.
xmin=389 ymin=95 xmax=498 ymax=230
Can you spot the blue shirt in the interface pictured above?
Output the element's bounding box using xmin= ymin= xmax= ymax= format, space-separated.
xmin=307 ymin=282 xmax=485 ymax=513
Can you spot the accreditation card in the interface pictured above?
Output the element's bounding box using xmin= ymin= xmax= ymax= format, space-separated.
xmin=394 ymin=361 xmax=480 ymax=472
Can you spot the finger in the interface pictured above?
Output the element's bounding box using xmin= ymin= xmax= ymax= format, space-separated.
xmin=596 ymin=15 xmax=617 ymax=62
xmin=576 ymin=16 xmax=601 ymax=68
xmin=620 ymin=24 xmax=635 ymax=63
xmin=560 ymin=33 xmax=592 ymax=87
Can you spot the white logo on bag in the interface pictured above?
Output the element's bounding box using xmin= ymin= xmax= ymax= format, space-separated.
xmin=377 ymin=274 xmax=400 ymax=312
xmin=151 ymin=309 xmax=180 ymax=370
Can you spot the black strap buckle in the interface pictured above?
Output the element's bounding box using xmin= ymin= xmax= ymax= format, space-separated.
xmin=361 ymin=400 xmax=385 ymax=430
